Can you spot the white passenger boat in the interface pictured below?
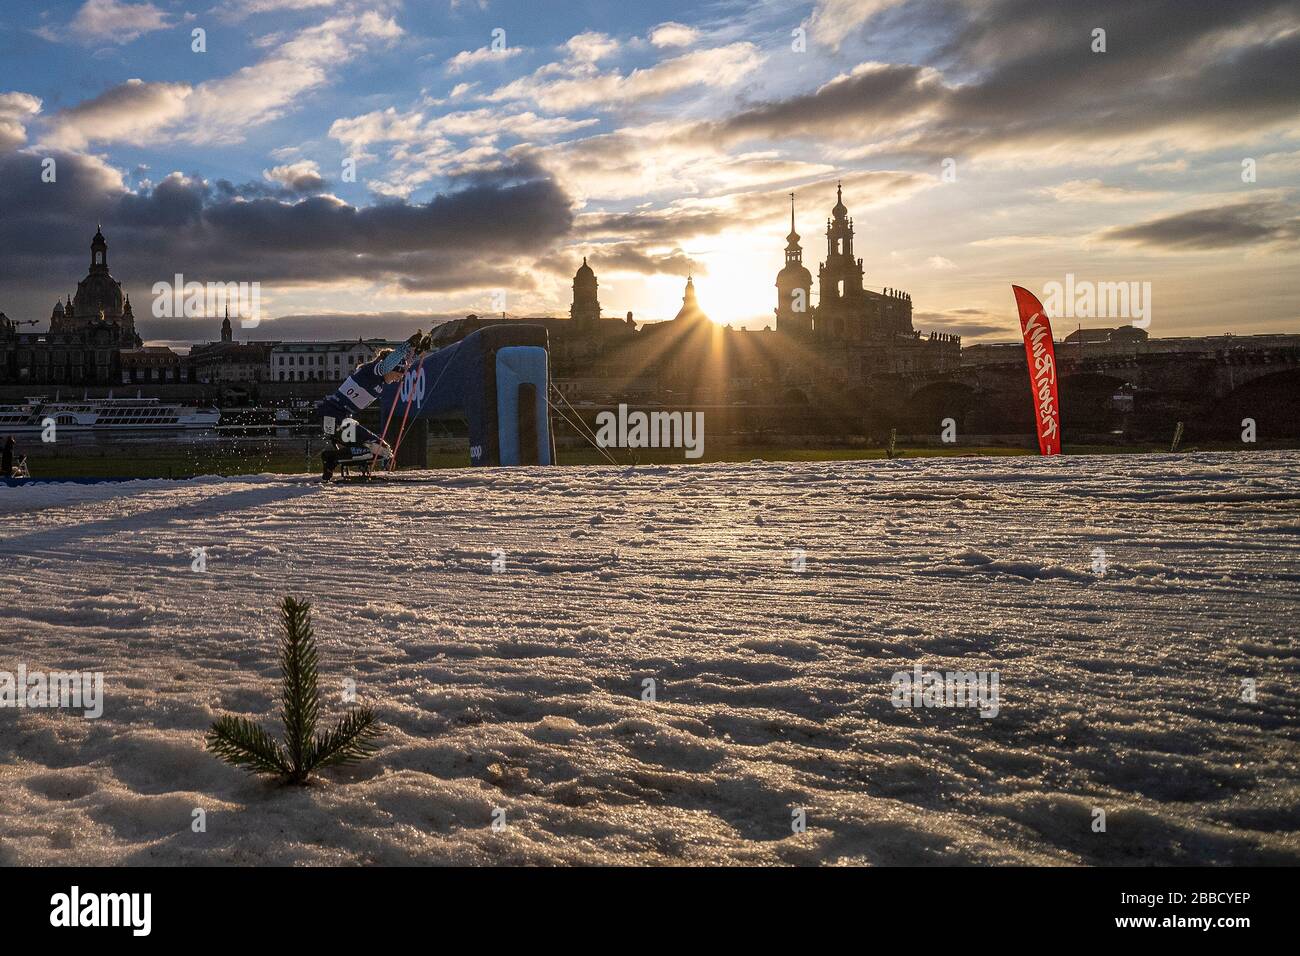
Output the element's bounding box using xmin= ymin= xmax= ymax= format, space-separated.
xmin=0 ymin=395 xmax=221 ymax=432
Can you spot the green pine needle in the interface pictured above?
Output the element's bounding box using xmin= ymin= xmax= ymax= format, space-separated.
xmin=309 ymin=707 xmax=382 ymax=771
xmin=279 ymin=596 xmax=320 ymax=778
xmin=205 ymin=715 xmax=290 ymax=777
xmin=204 ymin=596 xmax=382 ymax=785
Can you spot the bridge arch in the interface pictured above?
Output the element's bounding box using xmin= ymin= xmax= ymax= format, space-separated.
xmin=906 ymin=380 xmax=976 ymax=434
xmin=1058 ymin=371 xmax=1131 ymax=434
xmin=1215 ymin=367 xmax=1300 ymax=439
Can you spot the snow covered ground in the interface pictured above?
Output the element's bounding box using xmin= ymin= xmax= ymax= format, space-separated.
xmin=1 ymin=452 xmax=1297 ymax=865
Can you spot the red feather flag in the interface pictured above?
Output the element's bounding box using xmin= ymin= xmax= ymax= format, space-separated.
xmin=1011 ymin=285 xmax=1062 ymax=456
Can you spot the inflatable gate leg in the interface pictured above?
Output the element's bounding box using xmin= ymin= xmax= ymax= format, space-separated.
xmin=381 ymin=325 xmax=555 ymax=467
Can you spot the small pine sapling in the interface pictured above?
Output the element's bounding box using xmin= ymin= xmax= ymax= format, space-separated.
xmin=206 ymin=596 xmax=381 ymax=784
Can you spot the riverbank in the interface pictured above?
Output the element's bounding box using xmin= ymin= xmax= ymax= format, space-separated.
xmin=12 ymin=438 xmax=1297 ymax=479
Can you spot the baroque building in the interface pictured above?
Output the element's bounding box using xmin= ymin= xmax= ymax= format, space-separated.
xmin=777 ymin=184 xmax=919 ymax=343
xmin=570 ymin=257 xmax=600 ymax=329
xmin=49 ymin=226 xmax=142 ymax=348
xmin=0 ymin=226 xmax=142 ymax=386
xmin=394 ymin=191 xmax=962 ymax=408
xmin=775 ymin=184 xmax=960 ymax=386
xmin=775 ymin=194 xmax=813 ymax=335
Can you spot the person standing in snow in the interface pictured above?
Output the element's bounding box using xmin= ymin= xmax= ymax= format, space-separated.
xmin=315 ymin=330 xmax=431 ymax=481
xmin=1 ymin=436 xmax=13 ymax=478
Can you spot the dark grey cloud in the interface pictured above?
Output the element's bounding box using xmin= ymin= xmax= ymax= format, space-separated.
xmin=579 ymin=208 xmax=732 ymax=244
xmin=718 ymin=62 xmax=945 ymax=143
xmin=576 ymin=170 xmax=929 ymax=250
xmin=708 ymin=0 xmax=1300 ymax=163
xmin=0 ymin=146 xmax=575 ymax=332
xmin=214 ymin=174 xmax=328 ymax=202
xmin=1098 ymin=197 xmax=1300 ymax=250
xmin=588 ymin=245 xmax=701 ymax=277
xmin=534 ymin=244 xmax=702 ymax=279
xmin=914 ymin=309 xmax=1010 ymax=339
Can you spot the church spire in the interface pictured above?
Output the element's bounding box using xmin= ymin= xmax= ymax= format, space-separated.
xmin=570 ymin=256 xmax=600 ymax=327
xmin=831 ymin=180 xmax=847 ymax=220
xmin=90 ymin=224 xmax=107 ymax=270
xmin=785 ymin=193 xmax=803 ymax=264
xmin=673 ymin=274 xmax=709 ymax=323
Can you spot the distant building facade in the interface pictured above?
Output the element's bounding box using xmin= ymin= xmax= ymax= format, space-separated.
xmin=0 ymin=321 xmax=123 ymax=386
xmin=121 ymin=346 xmax=188 ymax=384
xmin=773 ymin=185 xmax=960 ymax=390
xmin=0 ymin=227 xmax=143 ymax=386
xmin=49 ymin=227 xmax=142 ymax=348
xmin=268 ymin=339 xmax=394 ymax=382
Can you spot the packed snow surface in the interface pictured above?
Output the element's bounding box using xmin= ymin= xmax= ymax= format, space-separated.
xmin=1 ymin=452 xmax=1298 ymax=865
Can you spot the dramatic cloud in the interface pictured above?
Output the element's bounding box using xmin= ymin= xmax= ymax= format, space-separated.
xmin=1041 ymin=179 xmax=1166 ymax=203
xmin=263 ymin=160 xmax=326 ymax=193
xmin=648 ymin=22 xmax=697 ymax=48
xmin=0 ymin=141 xmax=575 ymax=328
xmin=328 ymin=105 xmax=597 ymax=198
xmin=707 ymin=0 xmax=1300 ymax=167
xmin=46 ymin=80 xmax=191 ymax=150
xmin=575 ymin=170 xmax=933 ymax=245
xmin=1098 ymin=197 xmax=1300 ymax=251
xmin=565 ymin=31 xmax=619 ymax=63
xmin=38 ymin=0 xmax=172 ymax=45
xmin=5 ymin=0 xmax=1299 ymax=335
xmin=445 ymin=44 xmax=525 ymax=75
xmin=217 ymin=0 xmax=339 ymax=21
xmin=0 ymin=92 xmax=42 ymax=150
xmin=486 ymin=42 xmax=762 ymax=112
xmin=808 ymin=0 xmax=906 ymax=51
xmin=536 ymin=243 xmax=701 ymax=279
xmin=712 ymin=62 xmax=947 ymax=146
xmin=913 ymin=308 xmax=1008 ymax=339
xmin=145 ymin=310 xmax=464 ymax=344
xmin=43 ymin=12 xmax=402 ymax=147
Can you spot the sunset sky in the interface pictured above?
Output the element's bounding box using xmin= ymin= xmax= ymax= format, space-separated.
xmin=0 ymin=0 xmax=1297 ymax=344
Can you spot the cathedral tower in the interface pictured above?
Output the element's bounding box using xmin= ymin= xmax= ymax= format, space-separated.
xmin=67 ymin=226 xmax=141 ymax=347
xmin=672 ymin=275 xmax=711 ymax=324
xmin=815 ymin=183 xmax=865 ymax=341
xmin=775 ymin=193 xmax=813 ymax=334
xmin=570 ymin=257 xmax=601 ymax=328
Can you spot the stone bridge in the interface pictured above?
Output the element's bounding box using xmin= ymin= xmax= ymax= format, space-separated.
xmin=869 ymin=346 xmax=1300 ymax=440
xmin=941 ymin=346 xmax=1300 ymax=399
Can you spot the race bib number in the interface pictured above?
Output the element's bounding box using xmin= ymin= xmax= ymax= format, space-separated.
xmin=339 ymin=376 xmax=377 ymax=409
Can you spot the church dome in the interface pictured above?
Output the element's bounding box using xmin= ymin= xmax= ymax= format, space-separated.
xmin=575 ymin=256 xmax=595 ymax=279
xmin=777 ymin=261 xmax=812 ymax=287
xmin=74 ymin=271 xmax=125 ymax=319
xmin=673 ymin=276 xmax=710 ymax=324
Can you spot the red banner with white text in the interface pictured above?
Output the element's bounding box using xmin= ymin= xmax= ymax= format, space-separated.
xmin=1011 ymin=285 xmax=1062 ymax=456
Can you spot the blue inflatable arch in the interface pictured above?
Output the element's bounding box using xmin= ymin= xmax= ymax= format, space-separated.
xmin=381 ymin=325 xmax=555 ymax=466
